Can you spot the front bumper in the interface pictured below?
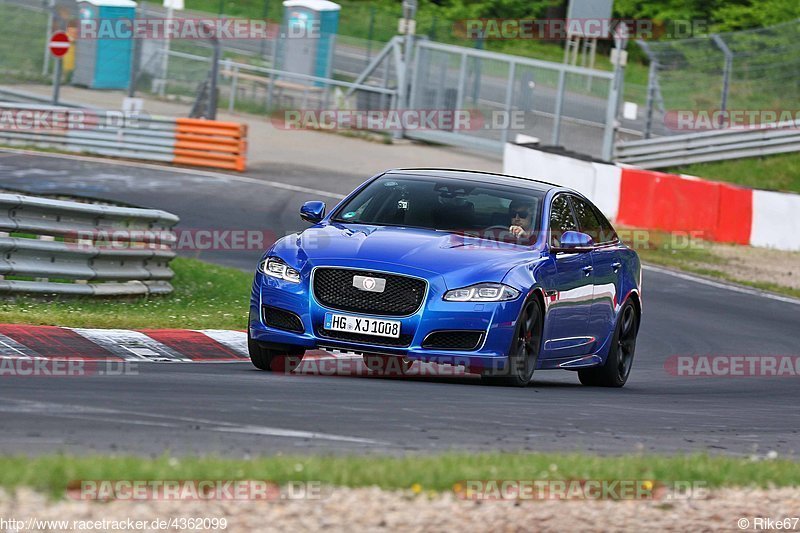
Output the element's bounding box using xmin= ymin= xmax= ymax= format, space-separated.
xmin=249 ymin=265 xmax=523 ymax=371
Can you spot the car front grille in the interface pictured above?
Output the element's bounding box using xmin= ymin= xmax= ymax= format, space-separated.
xmin=312 ymin=268 xmax=426 ymax=316
xmin=315 ymin=325 xmax=413 ymax=348
xmin=262 ymin=305 xmax=304 ymax=333
xmin=422 ymin=330 xmax=484 ymax=351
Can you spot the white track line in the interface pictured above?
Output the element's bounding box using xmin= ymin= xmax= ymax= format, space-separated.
xmin=0 ymin=334 xmax=39 ymax=358
xmin=196 ymin=329 xmax=249 ymax=357
xmin=70 ymin=328 xmax=190 ymax=362
xmin=643 ymin=264 xmax=800 ymax=305
xmin=0 ymin=147 xmax=346 ymax=199
xmin=0 ymin=399 xmax=388 ymax=445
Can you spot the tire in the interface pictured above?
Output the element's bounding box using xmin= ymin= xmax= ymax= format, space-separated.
xmin=578 ymin=300 xmax=639 ymax=388
xmin=247 ymin=330 xmax=305 ymax=373
xmin=481 ymin=297 xmax=543 ymax=387
xmin=362 ymin=354 xmax=414 ymax=376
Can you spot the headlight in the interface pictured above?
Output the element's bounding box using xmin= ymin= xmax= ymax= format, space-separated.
xmin=259 ymin=257 xmax=301 ymax=283
xmin=443 ymin=283 xmax=520 ymax=302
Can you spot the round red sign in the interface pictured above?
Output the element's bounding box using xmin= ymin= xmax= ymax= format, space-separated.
xmin=48 ymin=31 xmax=71 ymax=58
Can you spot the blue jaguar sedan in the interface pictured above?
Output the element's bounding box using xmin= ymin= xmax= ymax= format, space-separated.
xmin=248 ymin=169 xmax=642 ymax=387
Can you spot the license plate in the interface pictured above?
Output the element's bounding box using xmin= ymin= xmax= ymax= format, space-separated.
xmin=324 ymin=313 xmax=401 ymax=338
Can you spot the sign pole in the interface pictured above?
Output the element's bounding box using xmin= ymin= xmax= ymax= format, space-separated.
xmin=48 ymin=31 xmax=71 ymax=105
xmin=52 ymin=57 xmax=63 ymax=105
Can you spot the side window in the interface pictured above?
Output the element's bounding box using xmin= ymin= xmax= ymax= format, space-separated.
xmin=592 ymin=206 xmax=618 ymax=244
xmin=570 ymin=196 xmax=603 ymax=243
xmin=549 ymin=195 xmax=577 ymax=247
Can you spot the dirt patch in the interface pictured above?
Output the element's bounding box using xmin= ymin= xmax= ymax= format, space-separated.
xmin=707 ymin=243 xmax=800 ymax=290
xmin=2 ymin=486 xmax=798 ymax=532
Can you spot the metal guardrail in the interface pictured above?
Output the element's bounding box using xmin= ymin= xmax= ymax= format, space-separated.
xmin=614 ymin=121 xmax=800 ymax=168
xmin=0 ymin=193 xmax=179 ymax=296
xmin=0 ymin=87 xmax=94 ymax=109
xmin=0 ymin=103 xmax=248 ymax=170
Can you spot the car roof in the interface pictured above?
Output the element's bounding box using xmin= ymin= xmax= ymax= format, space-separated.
xmin=384 ymin=168 xmax=558 ymax=193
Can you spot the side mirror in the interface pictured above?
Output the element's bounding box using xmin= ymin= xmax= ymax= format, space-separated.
xmin=552 ymin=230 xmax=594 ymax=253
xmin=300 ymin=201 xmax=326 ymax=223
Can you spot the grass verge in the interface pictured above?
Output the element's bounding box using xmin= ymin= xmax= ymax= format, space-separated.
xmin=0 ymin=258 xmax=252 ymax=330
xmin=1 ymin=452 xmax=798 ymax=498
xmin=666 ymin=152 xmax=800 ymax=194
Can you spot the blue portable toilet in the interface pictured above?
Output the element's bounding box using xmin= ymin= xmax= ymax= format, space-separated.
xmin=280 ymin=0 xmax=340 ymax=86
xmin=72 ymin=0 xmax=137 ymax=89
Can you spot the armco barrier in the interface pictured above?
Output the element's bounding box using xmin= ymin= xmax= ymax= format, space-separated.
xmin=504 ymin=142 xmax=800 ymax=251
xmin=0 ymin=103 xmax=247 ymax=171
xmin=614 ymin=121 xmax=800 ymax=169
xmin=0 ymin=193 xmax=179 ymax=295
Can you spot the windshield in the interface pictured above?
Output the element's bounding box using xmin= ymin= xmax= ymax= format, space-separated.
xmin=331 ymin=175 xmax=545 ymax=242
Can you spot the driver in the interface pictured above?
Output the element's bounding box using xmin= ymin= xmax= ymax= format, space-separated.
xmin=508 ymin=199 xmax=535 ymax=240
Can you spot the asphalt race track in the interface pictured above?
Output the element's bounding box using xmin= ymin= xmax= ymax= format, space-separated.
xmin=1 ymin=150 xmax=799 ymax=457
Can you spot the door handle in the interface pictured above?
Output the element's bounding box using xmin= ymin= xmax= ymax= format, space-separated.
xmin=611 ymin=262 xmax=622 ymax=273
xmin=582 ymin=265 xmax=593 ymax=276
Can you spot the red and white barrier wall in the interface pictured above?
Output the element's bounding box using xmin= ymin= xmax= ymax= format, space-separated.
xmin=503 ymin=143 xmax=800 ymax=251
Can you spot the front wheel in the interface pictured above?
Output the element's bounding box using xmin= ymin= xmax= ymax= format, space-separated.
xmin=578 ymin=300 xmax=639 ymax=387
xmin=481 ymin=297 xmax=543 ymax=387
xmin=248 ymin=331 xmax=305 ymax=373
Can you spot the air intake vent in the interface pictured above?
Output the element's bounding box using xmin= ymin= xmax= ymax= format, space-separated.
xmin=422 ymin=330 xmax=484 ymax=351
xmin=262 ymin=306 xmax=304 ymax=333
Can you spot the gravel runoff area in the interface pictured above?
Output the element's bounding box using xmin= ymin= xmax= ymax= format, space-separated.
xmin=2 ymin=487 xmax=799 ymax=532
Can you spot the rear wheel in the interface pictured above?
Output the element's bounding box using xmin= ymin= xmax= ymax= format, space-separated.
xmin=578 ymin=300 xmax=639 ymax=387
xmin=482 ymin=297 xmax=543 ymax=387
xmin=248 ymin=330 xmax=305 ymax=373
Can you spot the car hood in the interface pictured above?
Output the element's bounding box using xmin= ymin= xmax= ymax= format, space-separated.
xmin=273 ymin=223 xmax=540 ymax=289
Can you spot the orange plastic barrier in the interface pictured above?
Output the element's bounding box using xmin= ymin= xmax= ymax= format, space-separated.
xmin=173 ymin=118 xmax=248 ymax=172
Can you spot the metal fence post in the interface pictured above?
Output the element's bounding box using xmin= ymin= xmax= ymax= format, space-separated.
xmin=500 ymin=61 xmax=516 ymax=146
xmin=644 ymin=60 xmax=658 ymax=139
xmin=229 ymin=65 xmax=239 ymax=113
xmin=42 ymin=0 xmax=55 ymax=76
xmin=209 ymin=33 xmax=221 ymax=120
xmin=128 ymin=6 xmax=140 ymax=98
xmin=712 ymin=34 xmax=733 ymax=121
xmin=366 ymin=7 xmax=375 ymax=66
xmin=455 ymin=52 xmax=467 ymax=112
xmin=551 ymin=68 xmax=566 ymax=146
xmin=602 ymin=56 xmax=624 ymax=161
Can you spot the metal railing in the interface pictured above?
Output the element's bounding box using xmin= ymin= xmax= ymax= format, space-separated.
xmin=614 ymin=121 xmax=800 ymax=168
xmin=0 ymin=103 xmax=177 ymax=162
xmin=0 ymin=192 xmax=179 ymax=296
xmin=0 ymin=103 xmax=249 ymax=171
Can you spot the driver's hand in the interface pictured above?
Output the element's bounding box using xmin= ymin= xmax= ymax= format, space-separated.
xmin=509 ymin=225 xmax=528 ymax=238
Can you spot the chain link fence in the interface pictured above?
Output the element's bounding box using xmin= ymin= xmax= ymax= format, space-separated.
xmin=638 ymin=18 xmax=800 ymax=138
xmin=408 ymin=40 xmax=617 ymax=158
